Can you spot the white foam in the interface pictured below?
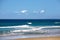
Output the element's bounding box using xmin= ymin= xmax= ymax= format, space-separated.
xmin=0 ymin=25 xmax=60 ymax=34
xmin=42 ymin=26 xmax=60 ymax=28
xmin=0 ymin=25 xmax=34 ymax=28
xmin=0 ymin=25 xmax=60 ymax=30
xmin=11 ymin=28 xmax=47 ymax=33
xmin=28 ymin=22 xmax=32 ymax=24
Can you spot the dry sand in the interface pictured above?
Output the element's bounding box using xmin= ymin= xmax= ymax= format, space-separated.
xmin=16 ymin=36 xmax=60 ymax=40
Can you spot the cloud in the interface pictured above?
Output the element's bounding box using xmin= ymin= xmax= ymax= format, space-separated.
xmin=15 ymin=9 xmax=45 ymax=15
xmin=33 ymin=10 xmax=45 ymax=14
xmin=15 ymin=10 xmax=28 ymax=15
xmin=40 ymin=10 xmax=45 ymax=13
xmin=20 ymin=10 xmax=28 ymax=13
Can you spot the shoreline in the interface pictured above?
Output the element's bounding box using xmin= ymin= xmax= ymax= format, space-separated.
xmin=16 ymin=36 xmax=60 ymax=40
xmin=0 ymin=34 xmax=60 ymax=40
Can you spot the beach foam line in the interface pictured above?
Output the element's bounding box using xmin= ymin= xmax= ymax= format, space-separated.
xmin=11 ymin=29 xmax=46 ymax=33
xmin=11 ymin=26 xmax=60 ymax=33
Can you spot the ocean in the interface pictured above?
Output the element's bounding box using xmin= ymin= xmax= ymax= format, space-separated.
xmin=0 ymin=19 xmax=60 ymax=40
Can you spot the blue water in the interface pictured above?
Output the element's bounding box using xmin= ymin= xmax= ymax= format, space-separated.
xmin=0 ymin=19 xmax=60 ymax=26
xmin=0 ymin=19 xmax=60 ymax=35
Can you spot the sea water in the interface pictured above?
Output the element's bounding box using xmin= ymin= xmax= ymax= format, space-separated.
xmin=0 ymin=19 xmax=60 ymax=40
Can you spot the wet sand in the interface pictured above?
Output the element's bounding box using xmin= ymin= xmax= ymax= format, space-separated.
xmin=16 ymin=36 xmax=60 ymax=40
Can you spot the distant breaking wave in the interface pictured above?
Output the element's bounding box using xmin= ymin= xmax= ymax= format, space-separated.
xmin=0 ymin=25 xmax=34 ymax=28
xmin=0 ymin=25 xmax=60 ymax=29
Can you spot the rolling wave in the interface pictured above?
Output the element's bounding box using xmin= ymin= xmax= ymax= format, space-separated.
xmin=0 ymin=25 xmax=60 ymax=35
xmin=0 ymin=25 xmax=60 ymax=29
xmin=0 ymin=25 xmax=34 ymax=28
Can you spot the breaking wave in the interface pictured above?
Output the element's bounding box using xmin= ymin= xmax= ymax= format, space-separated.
xmin=0 ymin=25 xmax=60 ymax=34
xmin=0 ymin=25 xmax=34 ymax=28
xmin=0 ymin=25 xmax=60 ymax=29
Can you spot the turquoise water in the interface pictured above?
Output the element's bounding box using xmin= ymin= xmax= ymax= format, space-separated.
xmin=0 ymin=19 xmax=60 ymax=35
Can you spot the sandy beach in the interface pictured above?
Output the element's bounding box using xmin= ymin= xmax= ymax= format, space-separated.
xmin=16 ymin=36 xmax=60 ymax=40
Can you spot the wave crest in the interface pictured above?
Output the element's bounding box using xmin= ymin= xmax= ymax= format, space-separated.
xmin=0 ymin=25 xmax=34 ymax=28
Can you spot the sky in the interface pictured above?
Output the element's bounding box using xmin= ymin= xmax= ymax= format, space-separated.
xmin=0 ymin=0 xmax=60 ymax=19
